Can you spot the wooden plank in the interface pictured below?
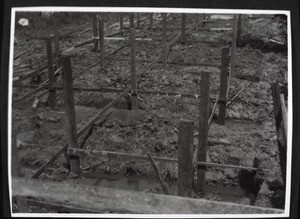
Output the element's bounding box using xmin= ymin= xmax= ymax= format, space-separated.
xmin=92 ymin=13 xmax=98 ymax=52
xmin=14 ymin=51 xmax=27 ymax=60
xmin=218 ymin=48 xmax=230 ymax=125
xmin=178 ymin=119 xmax=194 ymax=197
xmin=197 ymin=71 xmax=211 ymax=194
xmin=61 ymin=56 xmax=80 ymax=177
xmin=45 ymin=38 xmax=57 ymax=110
xmin=12 ymin=177 xmax=284 ymax=214
xmin=98 ymin=17 xmax=105 ymax=66
xmin=147 ymin=152 xmax=171 ymax=195
xmin=130 ymin=28 xmax=137 ymax=110
xmin=181 ymin=13 xmax=186 ymax=43
xmin=162 ymin=13 xmax=167 ymax=69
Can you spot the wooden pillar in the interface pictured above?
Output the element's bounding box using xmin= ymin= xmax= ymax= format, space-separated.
xmin=237 ymin=14 xmax=242 ymax=47
xmin=162 ymin=13 xmax=167 ymax=69
xmin=130 ymin=13 xmax=134 ymax=28
xmin=149 ymin=13 xmax=153 ymax=31
xmin=62 ymin=56 xmax=81 ymax=178
xmin=52 ymin=13 xmax=60 ymax=60
xmin=196 ymin=71 xmax=211 ymax=194
xmin=98 ymin=16 xmax=105 ymax=67
xmin=130 ymin=28 xmax=137 ymax=110
xmin=45 ymin=38 xmax=57 ymax=110
xmin=92 ymin=13 xmax=98 ymax=52
xmin=218 ymin=48 xmax=230 ymax=125
xmin=119 ymin=14 xmax=123 ymax=36
xmin=195 ymin=16 xmax=199 ymax=32
xmin=181 ymin=13 xmax=186 ymax=43
xmin=178 ymin=119 xmax=194 ymax=197
xmin=230 ymin=15 xmax=238 ymax=78
xmin=137 ymin=13 xmax=141 ymax=28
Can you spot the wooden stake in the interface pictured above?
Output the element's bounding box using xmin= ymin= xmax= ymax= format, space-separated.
xmin=52 ymin=13 xmax=60 ymax=59
xmin=237 ymin=14 xmax=242 ymax=47
xmin=130 ymin=28 xmax=137 ymax=110
xmin=45 ymin=38 xmax=57 ymax=110
xmin=178 ymin=119 xmax=194 ymax=197
xmin=98 ymin=17 xmax=105 ymax=66
xmin=230 ymin=15 xmax=238 ymax=79
xmin=11 ymin=133 xmax=22 ymax=177
xmin=147 ymin=152 xmax=171 ymax=195
xmin=150 ymin=13 xmax=153 ymax=31
xmin=196 ymin=71 xmax=211 ymax=194
xmin=162 ymin=13 xmax=167 ymax=69
xmin=92 ymin=13 xmax=98 ymax=52
xmin=137 ymin=13 xmax=141 ymax=28
xmin=119 ymin=14 xmax=124 ymax=36
xmin=62 ymin=56 xmax=80 ymax=178
xmin=130 ymin=13 xmax=134 ymax=28
xmin=218 ymin=48 xmax=230 ymax=125
xmin=181 ymin=13 xmax=186 ymax=43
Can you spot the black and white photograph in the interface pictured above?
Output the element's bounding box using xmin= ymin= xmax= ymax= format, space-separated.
xmin=5 ymin=5 xmax=294 ymax=217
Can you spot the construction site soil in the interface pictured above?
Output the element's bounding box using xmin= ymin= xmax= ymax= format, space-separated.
xmin=12 ymin=12 xmax=287 ymax=212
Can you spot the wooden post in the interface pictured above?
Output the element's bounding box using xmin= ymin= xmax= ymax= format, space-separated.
xmin=62 ymin=56 xmax=81 ymax=178
xmin=98 ymin=16 xmax=105 ymax=67
xmin=162 ymin=13 xmax=167 ymax=69
xmin=195 ymin=16 xmax=199 ymax=32
xmin=218 ymin=48 xmax=230 ymax=125
xmin=196 ymin=71 xmax=211 ymax=194
xmin=119 ymin=14 xmax=124 ymax=36
xmin=130 ymin=13 xmax=134 ymax=28
xmin=181 ymin=13 xmax=186 ymax=43
xmin=45 ymin=38 xmax=57 ymax=110
xmin=130 ymin=28 xmax=137 ymax=110
xmin=178 ymin=120 xmax=194 ymax=197
xmin=237 ymin=14 xmax=242 ymax=47
xmin=92 ymin=13 xmax=98 ymax=52
xmin=149 ymin=13 xmax=153 ymax=31
xmin=52 ymin=13 xmax=60 ymax=60
xmin=137 ymin=13 xmax=141 ymax=28
xmin=230 ymin=15 xmax=238 ymax=78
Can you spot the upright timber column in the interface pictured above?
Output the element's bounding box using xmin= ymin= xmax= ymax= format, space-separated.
xmin=178 ymin=119 xmax=194 ymax=197
xmin=181 ymin=13 xmax=186 ymax=43
xmin=52 ymin=13 xmax=60 ymax=60
xmin=137 ymin=13 xmax=141 ymax=28
xmin=62 ymin=56 xmax=81 ymax=178
xmin=197 ymin=71 xmax=211 ymax=194
xmin=149 ymin=13 xmax=153 ymax=32
xmin=11 ymin=132 xmax=22 ymax=177
xmin=130 ymin=13 xmax=134 ymax=29
xmin=230 ymin=14 xmax=238 ymax=79
xmin=92 ymin=13 xmax=98 ymax=52
xmin=130 ymin=28 xmax=137 ymax=110
xmin=119 ymin=14 xmax=124 ymax=36
xmin=236 ymin=14 xmax=242 ymax=47
xmin=162 ymin=13 xmax=167 ymax=69
xmin=98 ymin=15 xmax=105 ymax=67
xmin=45 ymin=38 xmax=57 ymax=110
xmin=218 ymin=48 xmax=230 ymax=125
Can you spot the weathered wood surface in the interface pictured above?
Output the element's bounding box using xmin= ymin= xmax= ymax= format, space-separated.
xmin=130 ymin=28 xmax=137 ymax=110
xmin=12 ymin=177 xmax=284 ymax=214
xmin=46 ymin=38 xmax=57 ymax=110
xmin=162 ymin=13 xmax=167 ymax=69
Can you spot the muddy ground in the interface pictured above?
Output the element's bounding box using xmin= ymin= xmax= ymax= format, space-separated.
xmin=12 ymin=12 xmax=287 ymax=212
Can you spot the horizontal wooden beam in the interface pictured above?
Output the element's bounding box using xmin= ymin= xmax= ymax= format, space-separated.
xmin=12 ymin=177 xmax=283 ymax=214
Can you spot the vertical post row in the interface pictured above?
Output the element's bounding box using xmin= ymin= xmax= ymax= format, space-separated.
xmin=119 ymin=14 xmax=123 ymax=36
xmin=181 ymin=13 xmax=186 ymax=43
xmin=45 ymin=38 xmax=57 ymax=110
xmin=178 ymin=119 xmax=194 ymax=197
xmin=218 ymin=48 xmax=230 ymax=125
xmin=196 ymin=71 xmax=211 ymax=194
xmin=130 ymin=28 xmax=137 ymax=110
xmin=149 ymin=13 xmax=153 ymax=32
xmin=130 ymin=13 xmax=134 ymax=29
xmin=62 ymin=56 xmax=81 ymax=178
xmin=92 ymin=13 xmax=98 ymax=52
xmin=230 ymin=14 xmax=238 ymax=79
xmin=162 ymin=13 xmax=167 ymax=70
xmin=98 ymin=16 xmax=105 ymax=67
xmin=52 ymin=13 xmax=60 ymax=60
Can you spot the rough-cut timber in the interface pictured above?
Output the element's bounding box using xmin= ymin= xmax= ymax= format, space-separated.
xmin=218 ymin=47 xmax=230 ymax=125
xmin=181 ymin=13 xmax=186 ymax=43
xmin=130 ymin=28 xmax=138 ymax=110
xmin=62 ymin=56 xmax=80 ymax=177
xmin=92 ymin=13 xmax=98 ymax=52
xmin=162 ymin=13 xmax=167 ymax=69
xmin=98 ymin=17 xmax=105 ymax=66
xmin=12 ymin=177 xmax=284 ymax=214
xmin=178 ymin=119 xmax=194 ymax=197
xmin=197 ymin=71 xmax=211 ymax=194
